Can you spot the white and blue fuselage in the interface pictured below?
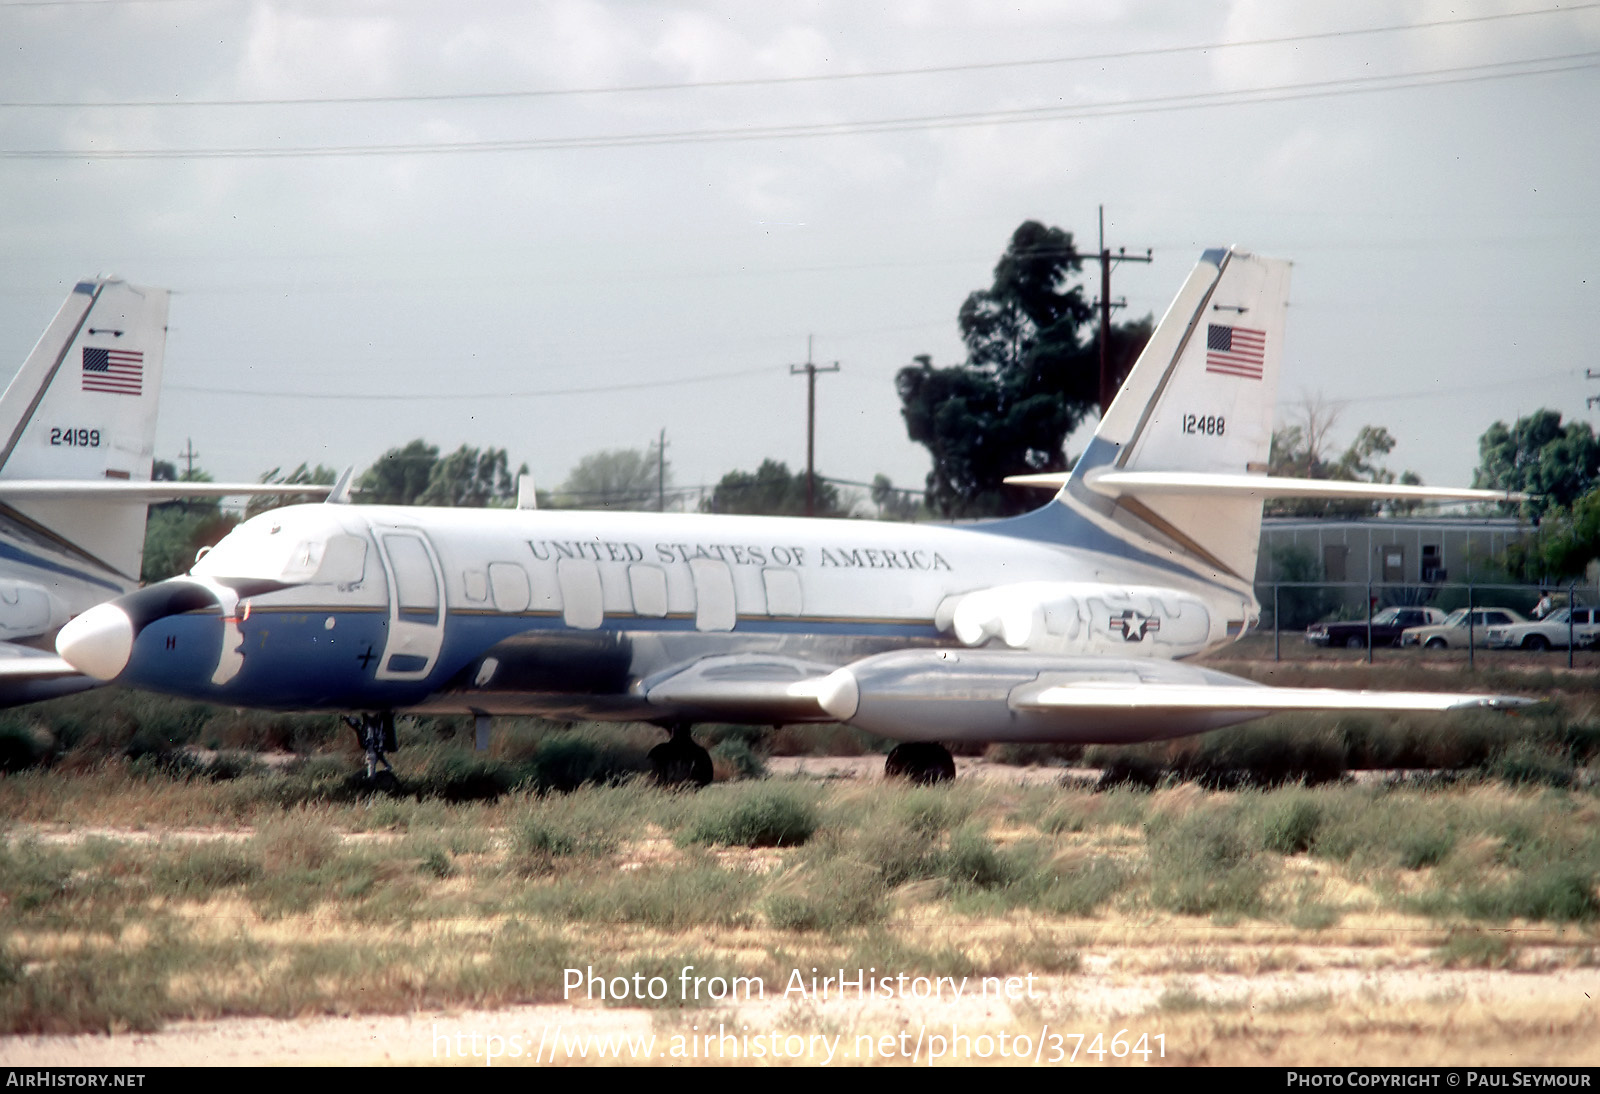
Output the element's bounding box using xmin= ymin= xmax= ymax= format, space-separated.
xmin=102 ymin=499 xmax=1254 ymax=720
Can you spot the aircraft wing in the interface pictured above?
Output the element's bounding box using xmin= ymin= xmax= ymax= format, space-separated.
xmin=0 ymin=642 xmax=97 ymax=706
xmin=0 ymin=481 xmax=331 ymax=501
xmin=802 ymin=649 xmax=1534 ymax=744
xmin=1004 ymin=470 xmax=1530 ymax=505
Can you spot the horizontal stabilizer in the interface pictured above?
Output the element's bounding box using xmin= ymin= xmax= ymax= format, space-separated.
xmin=1007 ymin=470 xmax=1529 ymax=505
xmin=1013 ymin=681 xmax=1532 ymax=714
xmin=0 ymin=481 xmax=332 ymax=501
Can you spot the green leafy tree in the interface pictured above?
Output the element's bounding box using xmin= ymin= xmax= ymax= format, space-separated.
xmin=418 ymin=445 xmax=523 ymax=508
xmin=1503 ymin=487 xmax=1600 ymax=580
xmin=357 ymin=440 xmax=524 ymax=508
xmin=870 ymin=474 xmax=923 ymax=521
xmin=703 ymin=459 xmax=846 ymax=517
xmin=1269 ymin=544 xmax=1341 ymax=629
xmin=1473 ymin=410 xmax=1600 ymax=518
xmin=1267 ymin=400 xmax=1422 ymax=517
xmin=247 ymin=463 xmax=339 ymax=518
xmin=558 ymin=444 xmax=668 ymax=510
xmin=358 ymin=439 xmax=439 ymax=505
xmin=897 ymin=221 xmax=1151 ymax=518
xmin=140 ymin=461 xmax=236 ymax=583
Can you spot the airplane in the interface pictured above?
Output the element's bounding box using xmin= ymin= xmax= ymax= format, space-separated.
xmin=0 ymin=277 xmax=329 ymax=705
xmin=54 ymin=248 xmax=1531 ymax=784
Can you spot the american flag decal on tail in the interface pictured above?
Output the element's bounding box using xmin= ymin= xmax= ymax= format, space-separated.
xmin=82 ymin=346 xmax=143 ymax=396
xmin=1205 ymin=323 xmax=1266 ymax=380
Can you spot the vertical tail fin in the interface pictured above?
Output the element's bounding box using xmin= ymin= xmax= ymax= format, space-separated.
xmin=0 ymin=279 xmax=170 ymax=580
xmin=1061 ymin=248 xmax=1291 ymax=582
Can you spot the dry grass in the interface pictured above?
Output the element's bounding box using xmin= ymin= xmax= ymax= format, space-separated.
xmin=2 ymin=763 xmax=1597 ymax=1065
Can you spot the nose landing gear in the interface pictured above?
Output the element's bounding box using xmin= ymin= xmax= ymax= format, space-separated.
xmin=344 ymin=712 xmax=399 ymax=790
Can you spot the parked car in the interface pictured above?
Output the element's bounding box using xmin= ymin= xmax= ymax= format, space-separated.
xmin=1399 ymin=607 xmax=1527 ymax=649
xmin=1305 ymin=606 xmax=1447 ymax=649
xmin=1484 ymin=606 xmax=1600 ymax=651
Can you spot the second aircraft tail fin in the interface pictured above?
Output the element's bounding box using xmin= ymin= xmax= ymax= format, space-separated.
xmin=0 ymin=279 xmax=170 ymax=582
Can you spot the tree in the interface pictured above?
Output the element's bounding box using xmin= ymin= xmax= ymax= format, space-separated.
xmin=558 ymin=443 xmax=668 ymax=510
xmin=897 ymin=220 xmax=1151 ymax=518
xmin=140 ymin=461 xmax=236 ymax=583
xmin=418 ymin=445 xmax=523 ymax=508
xmin=1503 ymin=487 xmax=1600 ymax=581
xmin=870 ymin=474 xmax=922 ymax=522
xmin=1473 ymin=410 xmax=1600 ymax=519
xmin=356 ymin=440 xmax=524 ymax=507
xmin=1266 ymin=400 xmax=1422 ymax=517
xmin=248 ymin=463 xmax=339 ymax=518
xmin=358 ymin=439 xmax=439 ymax=505
xmin=703 ymin=459 xmax=846 ymax=517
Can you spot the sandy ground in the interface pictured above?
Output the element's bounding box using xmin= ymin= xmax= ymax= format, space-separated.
xmin=4 ymin=959 xmax=1597 ymax=1066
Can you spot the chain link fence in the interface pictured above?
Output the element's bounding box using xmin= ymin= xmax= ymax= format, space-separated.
xmin=1251 ymin=578 xmax=1600 ymax=666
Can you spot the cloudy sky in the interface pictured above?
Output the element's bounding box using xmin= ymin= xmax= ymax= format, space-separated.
xmin=1 ymin=0 xmax=1595 ymax=506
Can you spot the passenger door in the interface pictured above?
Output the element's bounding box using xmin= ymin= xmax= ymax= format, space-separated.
xmin=374 ymin=528 xmax=447 ymax=681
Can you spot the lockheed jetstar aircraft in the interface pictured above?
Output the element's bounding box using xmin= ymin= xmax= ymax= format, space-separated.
xmin=0 ymin=278 xmax=329 ymax=705
xmin=56 ymin=249 xmax=1529 ymax=783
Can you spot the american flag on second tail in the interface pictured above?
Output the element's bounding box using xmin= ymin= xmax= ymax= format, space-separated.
xmin=1205 ymin=324 xmax=1266 ymax=380
xmin=82 ymin=346 xmax=143 ymax=396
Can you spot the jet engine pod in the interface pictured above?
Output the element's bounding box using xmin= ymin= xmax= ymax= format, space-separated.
xmin=0 ymin=580 xmax=68 ymax=640
xmin=816 ymin=648 xmax=1101 ymax=742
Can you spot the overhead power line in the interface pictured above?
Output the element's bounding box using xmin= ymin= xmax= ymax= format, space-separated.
xmin=167 ymin=364 xmax=786 ymax=401
xmin=2 ymin=3 xmax=1593 ymax=107
xmin=4 ymin=51 xmax=1593 ymax=160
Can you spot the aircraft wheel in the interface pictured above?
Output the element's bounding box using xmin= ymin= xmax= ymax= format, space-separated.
xmin=649 ymin=737 xmax=713 ymax=788
xmin=884 ymin=742 xmax=956 ymax=784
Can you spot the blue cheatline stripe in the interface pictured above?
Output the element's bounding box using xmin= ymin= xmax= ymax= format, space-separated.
xmin=0 ymin=537 xmax=124 ymax=593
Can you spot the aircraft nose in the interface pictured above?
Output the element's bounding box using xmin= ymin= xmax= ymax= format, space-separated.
xmin=56 ymin=603 xmax=135 ymax=680
xmin=55 ymin=579 xmax=227 ymax=682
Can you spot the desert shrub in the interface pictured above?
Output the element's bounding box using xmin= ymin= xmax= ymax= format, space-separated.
xmin=764 ymin=860 xmax=887 ymax=931
xmin=682 ymin=787 xmax=818 ymax=848
xmin=1147 ymin=808 xmax=1267 ymax=917
xmin=1260 ymin=794 xmax=1324 ymax=855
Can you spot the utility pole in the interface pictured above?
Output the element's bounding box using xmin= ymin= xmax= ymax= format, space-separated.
xmin=657 ymin=427 xmax=667 ymax=512
xmin=790 ymin=336 xmax=840 ymax=517
xmin=1587 ymin=370 xmax=1600 ymax=411
xmin=1089 ymin=205 xmax=1153 ymax=416
xmin=177 ymin=437 xmax=199 ymax=479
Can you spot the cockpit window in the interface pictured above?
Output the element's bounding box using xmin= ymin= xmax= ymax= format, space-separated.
xmin=190 ymin=514 xmax=366 ymax=585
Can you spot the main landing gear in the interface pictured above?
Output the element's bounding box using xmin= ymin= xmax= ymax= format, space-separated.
xmin=649 ymin=722 xmax=713 ymax=788
xmin=884 ymin=741 xmax=956 ymax=784
xmin=345 ymin=712 xmax=399 ymax=790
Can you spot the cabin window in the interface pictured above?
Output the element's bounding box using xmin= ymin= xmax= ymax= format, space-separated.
xmin=463 ymin=569 xmax=488 ymax=602
xmin=690 ymin=559 xmax=736 ymax=631
xmin=629 ymin=565 xmax=668 ymax=617
xmin=489 ymin=563 xmax=531 ymax=613
xmin=558 ymin=559 xmax=603 ymax=629
xmin=762 ymin=568 xmax=802 ymax=616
